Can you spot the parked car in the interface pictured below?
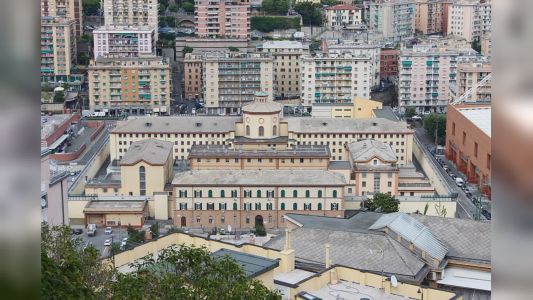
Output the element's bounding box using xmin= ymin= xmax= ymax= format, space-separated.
xmin=443 ymin=165 xmax=449 ymax=171
xmin=104 ymin=239 xmax=111 ymax=247
xmin=120 ymin=238 xmax=128 ymax=250
xmin=466 ymin=191 xmax=472 ymax=198
xmin=412 ymin=115 xmax=422 ymax=121
xmin=105 ymin=227 xmax=113 ymax=234
xmin=72 ymin=228 xmax=83 ymax=235
xmin=450 ymin=173 xmax=457 ymax=180
xmin=455 ymin=177 xmax=465 ymax=187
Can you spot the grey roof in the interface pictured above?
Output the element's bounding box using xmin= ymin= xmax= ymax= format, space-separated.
xmin=121 ymin=139 xmax=173 ymax=165
xmin=369 ymin=213 xmax=448 ymax=261
xmin=112 ymin=116 xmax=241 ymax=133
xmin=411 ymin=214 xmax=491 ymax=263
xmin=233 ymin=136 xmax=288 ymax=144
xmin=328 ymin=161 xmax=352 ymax=170
xmin=189 ymin=145 xmax=330 ymax=158
xmin=265 ymin=227 xmax=426 ymax=279
xmin=172 ymin=170 xmax=347 ymax=186
xmin=348 ymin=139 xmax=397 ymax=162
xmin=285 ymin=117 xmax=412 ymax=133
xmin=84 ymin=200 xmax=147 ymax=213
xmin=242 ymin=101 xmax=282 ymax=113
xmin=373 ymin=107 xmax=399 ymax=121
xmin=211 ymin=249 xmax=279 ymax=278
xmin=285 ymin=212 xmax=382 ymax=233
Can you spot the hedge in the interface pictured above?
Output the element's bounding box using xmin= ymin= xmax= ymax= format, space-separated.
xmin=251 ymin=16 xmax=301 ymax=32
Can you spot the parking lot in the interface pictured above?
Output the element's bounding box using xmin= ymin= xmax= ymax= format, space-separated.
xmin=71 ymin=226 xmax=130 ymax=258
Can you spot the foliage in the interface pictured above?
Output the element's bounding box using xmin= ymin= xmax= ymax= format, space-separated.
xmin=80 ymin=34 xmax=93 ymax=43
xmin=423 ymin=203 xmax=429 ymax=215
xmin=42 ymin=225 xmax=279 ymax=299
xmin=150 ymin=223 xmax=160 ymax=238
xmin=127 ymin=225 xmax=145 ymax=244
xmin=41 ymin=224 xmax=114 ymax=299
xmin=423 ymin=113 xmax=447 ymax=145
xmin=254 ymin=224 xmax=267 ymax=237
xmin=159 ymin=16 xmax=176 ymax=27
xmin=364 ymin=193 xmax=400 ymax=213
xmin=261 ymin=0 xmax=290 ymax=15
xmin=183 ymin=46 xmax=194 ymax=55
xmin=83 ymin=0 xmax=100 ymax=16
xmin=322 ymin=0 xmax=341 ymax=6
xmin=472 ymin=38 xmax=481 ymax=53
xmin=228 ymin=46 xmax=240 ymax=52
xmin=404 ymin=107 xmax=416 ymax=118
xmin=251 ymin=16 xmax=301 ymax=32
xmin=77 ymin=53 xmax=89 ymax=66
xmin=181 ymin=1 xmax=195 ymax=13
xmin=309 ymin=39 xmax=321 ymax=52
xmin=434 ymin=202 xmax=447 ymax=217
xmin=53 ymin=91 xmax=65 ymax=103
xmin=168 ymin=4 xmax=179 ymax=12
xmin=294 ymin=2 xmax=323 ymax=26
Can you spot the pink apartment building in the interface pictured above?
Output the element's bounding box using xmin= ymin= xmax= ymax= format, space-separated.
xmin=195 ymin=0 xmax=250 ymax=39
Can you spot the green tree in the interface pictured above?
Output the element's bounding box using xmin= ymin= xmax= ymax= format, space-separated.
xmin=322 ymin=0 xmax=341 ymax=6
xmin=182 ymin=46 xmax=194 ymax=55
xmin=472 ymin=38 xmax=481 ymax=53
xmin=261 ymin=0 xmax=290 ymax=15
xmin=404 ymin=107 xmax=416 ymax=118
xmin=295 ymin=2 xmax=323 ymax=26
xmin=364 ymin=193 xmax=400 ymax=213
xmin=251 ymin=16 xmax=301 ymax=32
xmin=423 ymin=113 xmax=446 ymax=145
xmin=228 ymin=46 xmax=240 ymax=52
xmin=182 ymin=1 xmax=195 ymax=13
xmin=53 ymin=91 xmax=65 ymax=103
xmin=83 ymin=0 xmax=100 ymax=16
xmin=254 ymin=224 xmax=267 ymax=237
xmin=127 ymin=225 xmax=145 ymax=244
xmin=168 ymin=4 xmax=179 ymax=12
xmin=150 ymin=222 xmax=160 ymax=239
xmin=309 ymin=39 xmax=321 ymax=52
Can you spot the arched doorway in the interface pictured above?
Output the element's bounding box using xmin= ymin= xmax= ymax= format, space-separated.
xmin=255 ymin=215 xmax=263 ymax=227
xmin=180 ymin=216 xmax=186 ymax=227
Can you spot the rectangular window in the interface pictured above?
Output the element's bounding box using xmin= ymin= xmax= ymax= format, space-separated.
xmin=462 ymin=132 xmax=466 ymax=145
xmin=452 ymin=122 xmax=456 ymax=136
xmin=487 ymin=153 xmax=491 ymax=170
xmin=474 ymin=142 xmax=478 ymax=157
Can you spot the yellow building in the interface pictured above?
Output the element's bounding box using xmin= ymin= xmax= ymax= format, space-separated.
xmin=40 ymin=16 xmax=77 ymax=82
xmin=41 ymin=0 xmax=83 ymax=36
xmin=311 ymin=97 xmax=384 ymax=119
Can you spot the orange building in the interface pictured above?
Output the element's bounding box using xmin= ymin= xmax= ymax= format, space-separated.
xmin=445 ymin=103 xmax=491 ymax=198
xmin=184 ymin=53 xmax=203 ymax=101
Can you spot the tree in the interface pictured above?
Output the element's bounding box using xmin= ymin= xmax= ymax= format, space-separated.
xmin=364 ymin=193 xmax=400 ymax=213
xmin=309 ymin=39 xmax=321 ymax=52
xmin=182 ymin=2 xmax=194 ymax=13
xmin=127 ymin=225 xmax=145 ymax=244
xmin=294 ymin=2 xmax=323 ymax=26
xmin=423 ymin=113 xmax=446 ymax=145
xmin=53 ymin=91 xmax=65 ymax=103
xmin=404 ymin=107 xmax=416 ymax=118
xmin=182 ymin=46 xmax=194 ymax=55
xmin=228 ymin=46 xmax=240 ymax=52
xmin=251 ymin=16 xmax=301 ymax=32
xmin=254 ymin=224 xmax=267 ymax=237
xmin=83 ymin=0 xmax=100 ymax=16
xmin=261 ymin=0 xmax=290 ymax=15
xmin=168 ymin=4 xmax=179 ymax=12
xmin=472 ymin=38 xmax=481 ymax=53
xmin=321 ymin=0 xmax=341 ymax=6
xmin=150 ymin=222 xmax=160 ymax=239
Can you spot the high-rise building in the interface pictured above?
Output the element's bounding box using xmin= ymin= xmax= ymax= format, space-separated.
xmin=195 ymin=0 xmax=250 ymax=39
xmin=455 ymin=62 xmax=491 ymax=102
xmin=93 ymin=26 xmax=155 ymax=59
xmin=398 ymin=45 xmax=458 ymax=114
xmin=40 ymin=16 xmax=77 ymax=83
xmin=88 ymin=56 xmax=172 ymax=115
xmin=183 ymin=53 xmax=204 ymax=101
xmin=40 ymin=0 xmax=83 ymax=36
xmin=256 ymin=41 xmax=308 ymax=99
xmin=414 ymin=0 xmax=447 ymax=35
xmin=103 ymin=0 xmax=159 ymax=40
xmin=368 ymin=0 xmax=416 ymax=41
xmin=300 ymin=53 xmax=372 ymax=109
xmin=447 ymin=0 xmax=491 ymax=43
xmin=324 ymin=5 xmax=363 ymax=29
xmin=203 ymin=53 xmax=274 ymax=115
xmin=380 ymin=48 xmax=400 ymax=80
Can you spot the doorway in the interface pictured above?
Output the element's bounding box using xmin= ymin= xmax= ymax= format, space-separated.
xmin=255 ymin=215 xmax=263 ymax=227
xmin=180 ymin=216 xmax=187 ymax=227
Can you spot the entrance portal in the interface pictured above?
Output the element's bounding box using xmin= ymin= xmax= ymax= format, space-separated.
xmin=255 ymin=215 xmax=263 ymax=227
xmin=180 ymin=216 xmax=187 ymax=227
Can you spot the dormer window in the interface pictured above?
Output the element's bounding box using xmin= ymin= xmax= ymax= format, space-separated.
xmin=373 ymin=160 xmax=378 ymax=165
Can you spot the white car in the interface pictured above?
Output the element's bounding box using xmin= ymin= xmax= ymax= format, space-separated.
xmin=104 ymin=239 xmax=111 ymax=247
xmin=105 ymin=227 xmax=113 ymax=234
xmin=422 ymin=111 xmax=431 ymax=115
xmin=120 ymin=238 xmax=128 ymax=250
xmin=411 ymin=115 xmax=422 ymax=121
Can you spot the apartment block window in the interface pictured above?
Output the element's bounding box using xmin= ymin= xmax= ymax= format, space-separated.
xmin=255 ymin=203 xmax=262 ymax=210
xmin=462 ymin=132 xmax=466 ymax=145
xmin=244 ymin=190 xmax=252 ymax=197
xmin=331 ymin=203 xmax=339 ymax=210
xmin=139 ymin=166 xmax=146 ymax=196
xmin=244 ymin=203 xmax=252 ymax=210
xmin=362 ymin=182 xmax=366 ymax=187
xmin=179 ymin=203 xmax=187 ymax=210
xmin=304 ymin=203 xmax=312 ymax=210
xmin=207 ymin=203 xmax=215 ymax=210
xmin=388 ymin=182 xmax=392 ymax=187
xmin=194 ymin=190 xmax=202 ymax=197
xmin=373 ymin=173 xmax=381 ymax=193
xmin=266 ymin=203 xmax=273 ymax=210
xmin=194 ymin=203 xmax=202 ymax=210
xmin=487 ymin=153 xmax=491 ymax=170
xmin=218 ymin=203 xmax=227 ymax=210
xmin=452 ymin=122 xmax=456 ymax=136
xmin=474 ymin=142 xmax=478 ymax=158
xmin=231 ymin=190 xmax=238 ymax=197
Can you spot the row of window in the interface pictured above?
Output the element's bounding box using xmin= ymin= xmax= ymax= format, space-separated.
xmin=178 ymin=190 xmax=339 ymax=198
xmin=178 ymin=202 xmax=340 ymax=211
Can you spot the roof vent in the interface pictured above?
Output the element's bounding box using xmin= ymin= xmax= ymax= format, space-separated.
xmin=195 ymin=122 xmax=202 ymax=127
xmin=372 ymin=122 xmax=378 ymax=126
xmin=145 ymin=122 xmax=152 ymax=127
xmin=322 ymin=122 xmax=328 ymax=126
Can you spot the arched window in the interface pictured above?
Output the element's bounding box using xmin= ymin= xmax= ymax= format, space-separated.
xmin=258 ymin=126 xmax=264 ymax=137
xmin=293 ymin=190 xmax=298 ymax=198
xmin=333 ymin=190 xmax=338 ymax=198
xmin=281 ymin=190 xmax=285 ymax=197
xmin=233 ymin=202 xmax=238 ymax=210
xmin=208 ymin=190 xmax=213 ymax=198
xmin=246 ymin=125 xmax=250 ymax=136
xmin=257 ymin=190 xmax=262 ymax=198
xmin=273 ymin=125 xmax=277 ymax=135
xmin=305 ymin=190 xmax=310 ymax=198
xmin=293 ymin=203 xmax=298 ymax=210
xmin=318 ymin=190 xmax=323 ymax=198
xmin=139 ymin=166 xmax=146 ymax=196
xmin=220 ymin=190 xmax=225 ymax=198
xmin=281 ymin=203 xmax=286 ymax=210
xmin=318 ymin=203 xmax=323 ymax=210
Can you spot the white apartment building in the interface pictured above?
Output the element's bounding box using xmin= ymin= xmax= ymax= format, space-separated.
xmin=447 ymin=0 xmax=491 ymax=43
xmin=325 ymin=5 xmax=363 ymax=29
xmin=325 ymin=40 xmax=381 ymax=88
xmin=40 ymin=0 xmax=83 ymax=36
xmin=300 ymin=53 xmax=372 ymax=109
xmin=256 ymin=41 xmax=308 ymax=99
xmin=455 ymin=61 xmax=491 ymax=102
xmin=203 ymin=53 xmax=274 ymax=115
xmin=40 ymin=16 xmax=77 ymax=82
xmin=93 ymin=26 xmax=155 ymax=59
xmin=398 ymin=45 xmax=458 ymax=114
xmin=88 ymin=56 xmax=172 ymax=115
xmin=103 ymin=0 xmax=159 ymax=40
xmin=368 ymin=0 xmax=416 ymax=41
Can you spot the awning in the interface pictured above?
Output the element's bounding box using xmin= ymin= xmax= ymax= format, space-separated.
xmin=437 ymin=267 xmax=491 ymax=291
xmin=48 ymin=134 xmax=69 ymax=150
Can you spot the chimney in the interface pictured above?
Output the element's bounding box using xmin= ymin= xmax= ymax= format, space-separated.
xmin=325 ymin=243 xmax=331 ymax=269
xmin=284 ymin=228 xmax=292 ymax=251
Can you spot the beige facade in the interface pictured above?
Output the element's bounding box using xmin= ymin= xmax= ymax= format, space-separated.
xmin=447 ymin=0 xmax=491 ymax=43
xmin=415 ymin=0 xmax=446 ymax=35
xmin=257 ymin=41 xmax=307 ymax=99
xmin=88 ymin=56 xmax=172 ymax=115
xmin=480 ymin=33 xmax=491 ymax=58
xmin=456 ymin=62 xmax=491 ymax=102
xmin=311 ymin=97 xmax=383 ymax=119
xmin=103 ymin=0 xmax=158 ymax=40
xmin=184 ymin=53 xmax=203 ymax=101
xmin=325 ymin=5 xmax=363 ymax=29
xmin=41 ymin=0 xmax=83 ymax=36
xmin=203 ymin=53 xmax=274 ymax=114
xmin=40 ymin=17 xmax=77 ymax=80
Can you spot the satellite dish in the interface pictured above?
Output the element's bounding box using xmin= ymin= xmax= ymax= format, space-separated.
xmin=227 ymin=225 xmax=232 ymax=233
xmin=390 ymin=275 xmax=398 ymax=287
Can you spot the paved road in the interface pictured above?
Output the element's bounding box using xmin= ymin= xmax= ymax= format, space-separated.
xmin=413 ymin=124 xmax=489 ymax=220
xmin=72 ymin=227 xmax=129 ymax=258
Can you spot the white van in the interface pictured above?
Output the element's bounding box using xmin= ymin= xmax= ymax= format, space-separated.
xmin=455 ymin=177 xmax=465 ymax=187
